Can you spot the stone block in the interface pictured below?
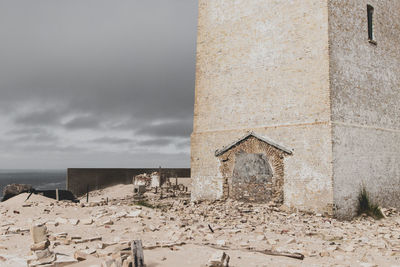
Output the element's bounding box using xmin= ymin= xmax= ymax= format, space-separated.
xmin=30 ymin=240 xmax=50 ymax=251
xmin=30 ymin=225 xmax=47 ymax=244
xmin=207 ymin=251 xmax=229 ymax=267
xmin=34 ymin=248 xmax=52 ymax=260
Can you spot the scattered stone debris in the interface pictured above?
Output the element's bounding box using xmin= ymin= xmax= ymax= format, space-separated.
xmin=27 ymin=224 xmax=55 ymax=267
xmin=1 ymin=183 xmax=400 ymax=266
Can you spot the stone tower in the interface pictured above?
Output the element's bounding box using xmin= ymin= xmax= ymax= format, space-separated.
xmin=191 ymin=0 xmax=400 ymax=219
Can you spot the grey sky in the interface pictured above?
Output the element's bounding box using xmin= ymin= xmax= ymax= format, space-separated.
xmin=0 ymin=0 xmax=198 ymax=169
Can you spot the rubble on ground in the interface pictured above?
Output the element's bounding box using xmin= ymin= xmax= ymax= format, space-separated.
xmin=1 ymin=183 xmax=400 ymax=266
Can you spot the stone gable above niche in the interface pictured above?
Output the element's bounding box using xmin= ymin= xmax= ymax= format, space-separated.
xmin=215 ymin=132 xmax=292 ymax=203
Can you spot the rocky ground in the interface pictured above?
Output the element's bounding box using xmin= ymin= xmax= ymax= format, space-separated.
xmin=1 ymin=184 xmax=400 ymax=267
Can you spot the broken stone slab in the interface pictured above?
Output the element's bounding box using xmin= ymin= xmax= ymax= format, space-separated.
xmin=30 ymin=224 xmax=48 ymax=244
xmin=286 ymin=238 xmax=297 ymax=245
xmin=74 ymin=251 xmax=90 ymax=261
xmin=97 ymin=243 xmax=130 ymax=258
xmin=340 ymin=245 xmax=355 ymax=253
xmin=8 ymin=227 xmax=29 ymax=234
xmin=0 ymin=222 xmax=15 ymax=227
xmin=256 ymin=235 xmax=266 ymax=241
xmin=98 ymin=218 xmax=114 ymax=226
xmin=52 ymin=232 xmax=68 ymax=238
xmin=55 ymin=217 xmax=68 ymax=224
xmin=34 ymin=248 xmax=51 ymax=258
xmin=122 ymin=256 xmax=133 ymax=267
xmin=147 ymin=225 xmax=157 ymax=232
xmin=97 ymin=242 xmax=117 ymax=249
xmin=126 ymin=210 xmax=141 ymax=218
xmin=46 ymin=221 xmax=59 ymax=227
xmin=73 ymin=236 xmax=102 ymax=244
xmin=216 ymin=240 xmax=226 ymax=247
xmin=69 ymin=219 xmax=80 ymax=226
xmin=30 ymin=240 xmax=50 ymax=251
xmin=52 ymin=253 xmax=78 ymax=266
xmin=207 ymin=251 xmax=230 ymax=267
xmin=28 ymin=253 xmax=56 ymax=267
xmin=81 ymin=218 xmax=93 ymax=225
xmin=111 ymin=211 xmax=128 ymax=219
xmin=101 ymin=258 xmax=117 ymax=267
xmin=83 ymin=248 xmax=97 ymax=255
xmin=89 ymin=236 xmax=102 ymax=242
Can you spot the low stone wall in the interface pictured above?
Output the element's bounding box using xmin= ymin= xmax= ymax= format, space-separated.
xmin=67 ymin=168 xmax=190 ymax=197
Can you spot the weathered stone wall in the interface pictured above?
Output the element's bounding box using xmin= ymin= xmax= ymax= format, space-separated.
xmin=192 ymin=0 xmax=333 ymax=214
xmin=329 ymin=0 xmax=400 ymax=219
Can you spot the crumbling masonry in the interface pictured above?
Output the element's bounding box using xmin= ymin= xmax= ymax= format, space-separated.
xmin=191 ymin=0 xmax=400 ymax=219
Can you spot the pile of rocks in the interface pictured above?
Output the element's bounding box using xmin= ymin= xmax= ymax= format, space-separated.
xmin=27 ymin=224 xmax=77 ymax=267
xmin=27 ymin=224 xmax=54 ymax=266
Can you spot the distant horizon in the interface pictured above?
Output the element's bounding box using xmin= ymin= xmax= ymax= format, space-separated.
xmin=0 ymin=169 xmax=66 ymax=172
xmin=0 ymin=166 xmax=191 ymax=172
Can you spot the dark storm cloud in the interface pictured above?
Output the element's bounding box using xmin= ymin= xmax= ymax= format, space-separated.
xmin=175 ymin=139 xmax=191 ymax=149
xmin=22 ymin=144 xmax=84 ymax=153
xmin=13 ymin=131 xmax=58 ymax=144
xmin=63 ymin=115 xmax=101 ymax=130
xmin=137 ymin=138 xmax=175 ymax=147
xmin=0 ymin=0 xmax=197 ymax=168
xmin=137 ymin=120 xmax=193 ymax=138
xmin=0 ymin=0 xmax=197 ymax=121
xmin=7 ymin=127 xmax=58 ymax=143
xmin=14 ymin=109 xmax=64 ymax=126
xmin=91 ymin=137 xmax=133 ymax=145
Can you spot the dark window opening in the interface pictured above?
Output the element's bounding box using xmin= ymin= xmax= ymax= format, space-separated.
xmin=367 ymin=5 xmax=375 ymax=42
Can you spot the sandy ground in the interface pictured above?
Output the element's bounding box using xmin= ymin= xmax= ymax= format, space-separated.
xmin=1 ymin=184 xmax=400 ymax=267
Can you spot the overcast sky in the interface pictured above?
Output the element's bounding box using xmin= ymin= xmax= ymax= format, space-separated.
xmin=0 ymin=0 xmax=198 ymax=169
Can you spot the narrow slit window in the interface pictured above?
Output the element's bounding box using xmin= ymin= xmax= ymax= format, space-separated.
xmin=367 ymin=5 xmax=374 ymax=41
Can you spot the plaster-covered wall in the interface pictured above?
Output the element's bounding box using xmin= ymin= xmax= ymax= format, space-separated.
xmin=192 ymin=0 xmax=333 ymax=214
xmin=329 ymin=0 xmax=400 ymax=219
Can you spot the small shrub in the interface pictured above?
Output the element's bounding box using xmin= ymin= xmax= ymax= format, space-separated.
xmin=134 ymin=200 xmax=154 ymax=209
xmin=357 ymin=187 xmax=384 ymax=219
xmin=133 ymin=200 xmax=169 ymax=210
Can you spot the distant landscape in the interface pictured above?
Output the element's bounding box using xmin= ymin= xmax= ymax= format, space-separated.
xmin=0 ymin=170 xmax=66 ymax=198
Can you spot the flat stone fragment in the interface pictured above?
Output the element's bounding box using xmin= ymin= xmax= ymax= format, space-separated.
xmin=54 ymin=253 xmax=78 ymax=265
xmin=30 ymin=240 xmax=50 ymax=251
xmin=207 ymin=251 xmax=230 ymax=267
xmin=55 ymin=217 xmax=68 ymax=224
xmin=74 ymin=250 xmax=89 ymax=261
xmin=69 ymin=219 xmax=80 ymax=225
xmin=81 ymin=218 xmax=93 ymax=225
xmin=126 ymin=210 xmax=141 ymax=218
xmin=34 ymin=248 xmax=53 ymax=260
xmin=30 ymin=225 xmax=47 ymax=244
